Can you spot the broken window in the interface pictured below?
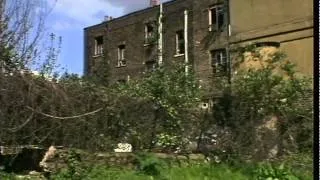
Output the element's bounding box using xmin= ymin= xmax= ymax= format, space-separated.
xmin=209 ymin=4 xmax=225 ymax=31
xmin=145 ymin=23 xmax=156 ymax=44
xmin=175 ymin=30 xmax=185 ymax=55
xmin=145 ymin=60 xmax=157 ymax=73
xmin=211 ymin=49 xmax=228 ymax=75
xmin=94 ymin=36 xmax=104 ymax=56
xmin=117 ymin=44 xmax=126 ymax=67
xmin=117 ymin=79 xmax=126 ymax=84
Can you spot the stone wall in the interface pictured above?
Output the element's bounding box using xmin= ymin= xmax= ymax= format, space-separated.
xmin=0 ymin=146 xmax=206 ymax=174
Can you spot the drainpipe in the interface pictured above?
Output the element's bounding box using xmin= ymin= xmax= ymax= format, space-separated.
xmin=226 ymin=0 xmax=231 ymax=84
xmin=158 ymin=3 xmax=163 ymax=66
xmin=184 ymin=10 xmax=189 ymax=75
xmin=0 ymin=0 xmax=6 ymax=73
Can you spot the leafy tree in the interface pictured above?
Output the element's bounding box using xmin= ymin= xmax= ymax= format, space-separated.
xmin=0 ymin=0 xmax=56 ymax=73
xmin=211 ymin=45 xmax=313 ymax=158
xmin=116 ymin=63 xmax=202 ymax=150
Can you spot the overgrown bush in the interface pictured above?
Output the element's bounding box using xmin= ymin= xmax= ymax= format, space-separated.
xmin=0 ymin=45 xmax=313 ymax=164
xmin=53 ymin=150 xmax=87 ymax=180
xmin=0 ymin=63 xmax=201 ymax=153
xmin=115 ymin=63 xmax=202 ymax=150
xmin=208 ymin=46 xmax=313 ymax=160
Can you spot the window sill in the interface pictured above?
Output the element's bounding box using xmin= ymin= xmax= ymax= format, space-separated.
xmin=144 ymin=42 xmax=157 ymax=46
xmin=143 ymin=43 xmax=152 ymax=47
xmin=144 ymin=60 xmax=156 ymax=64
xmin=208 ymin=28 xmax=217 ymax=32
xmin=174 ymin=54 xmax=185 ymax=58
xmin=115 ymin=65 xmax=127 ymax=68
xmin=92 ymin=54 xmax=103 ymax=58
xmin=208 ymin=27 xmax=224 ymax=32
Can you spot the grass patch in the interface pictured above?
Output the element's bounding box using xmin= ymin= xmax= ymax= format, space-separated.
xmin=51 ymin=164 xmax=250 ymax=180
xmin=1 ymin=153 xmax=313 ymax=180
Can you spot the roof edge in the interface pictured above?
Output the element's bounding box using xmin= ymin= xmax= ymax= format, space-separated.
xmin=84 ymin=0 xmax=182 ymax=30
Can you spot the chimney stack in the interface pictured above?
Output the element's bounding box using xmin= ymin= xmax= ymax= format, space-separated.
xmin=104 ymin=16 xmax=109 ymax=22
xmin=150 ymin=0 xmax=159 ymax=7
xmin=103 ymin=16 xmax=113 ymax=22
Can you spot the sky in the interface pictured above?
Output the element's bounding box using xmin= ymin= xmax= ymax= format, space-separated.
xmin=45 ymin=0 xmax=172 ymax=75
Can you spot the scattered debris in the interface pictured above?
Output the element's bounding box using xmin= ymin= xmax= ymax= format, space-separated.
xmin=39 ymin=146 xmax=57 ymax=173
xmin=114 ymin=143 xmax=132 ymax=152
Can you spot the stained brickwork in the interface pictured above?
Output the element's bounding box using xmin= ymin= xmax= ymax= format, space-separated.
xmin=84 ymin=0 xmax=226 ymax=85
xmin=84 ymin=0 xmax=313 ymax=85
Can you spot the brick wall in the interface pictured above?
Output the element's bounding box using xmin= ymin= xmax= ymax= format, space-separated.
xmin=84 ymin=0 xmax=313 ymax=86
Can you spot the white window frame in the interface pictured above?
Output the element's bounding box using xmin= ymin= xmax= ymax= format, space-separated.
xmin=175 ymin=30 xmax=185 ymax=55
xmin=94 ymin=36 xmax=103 ymax=56
xmin=211 ymin=49 xmax=227 ymax=74
xmin=117 ymin=45 xmax=126 ymax=67
xmin=208 ymin=4 xmax=224 ymax=31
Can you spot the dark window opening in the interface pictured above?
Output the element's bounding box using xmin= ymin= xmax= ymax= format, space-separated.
xmin=145 ymin=60 xmax=157 ymax=73
xmin=211 ymin=8 xmax=216 ymax=25
xmin=94 ymin=36 xmax=103 ymax=55
xmin=176 ymin=30 xmax=185 ymax=55
xmin=118 ymin=45 xmax=126 ymax=67
xmin=145 ymin=23 xmax=156 ymax=44
xmin=117 ymin=79 xmax=126 ymax=84
xmin=211 ymin=49 xmax=228 ymax=75
xmin=209 ymin=5 xmax=225 ymax=31
xmin=146 ymin=25 xmax=154 ymax=37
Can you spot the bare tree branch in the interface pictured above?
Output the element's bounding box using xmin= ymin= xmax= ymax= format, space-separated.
xmin=26 ymin=106 xmax=103 ymax=120
xmin=3 ymin=112 xmax=34 ymax=133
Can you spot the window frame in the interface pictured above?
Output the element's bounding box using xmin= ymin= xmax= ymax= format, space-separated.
xmin=145 ymin=25 xmax=153 ymax=38
xmin=208 ymin=4 xmax=225 ymax=32
xmin=210 ymin=49 xmax=228 ymax=75
xmin=117 ymin=44 xmax=126 ymax=67
xmin=144 ymin=21 xmax=158 ymax=45
xmin=175 ymin=30 xmax=185 ymax=55
xmin=94 ymin=36 xmax=104 ymax=56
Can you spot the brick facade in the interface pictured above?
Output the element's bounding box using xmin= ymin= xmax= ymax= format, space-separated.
xmin=84 ymin=0 xmax=313 ymax=85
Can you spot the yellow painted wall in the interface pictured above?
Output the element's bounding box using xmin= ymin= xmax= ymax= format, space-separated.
xmin=229 ymin=0 xmax=313 ymax=77
xmin=280 ymin=37 xmax=314 ymax=76
xmin=230 ymin=0 xmax=313 ymax=34
xmin=231 ymin=29 xmax=314 ymax=76
xmin=234 ymin=37 xmax=314 ymax=78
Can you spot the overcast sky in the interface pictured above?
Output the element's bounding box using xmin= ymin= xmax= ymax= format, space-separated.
xmin=44 ymin=0 xmax=172 ymax=74
xmin=104 ymin=0 xmax=171 ymax=14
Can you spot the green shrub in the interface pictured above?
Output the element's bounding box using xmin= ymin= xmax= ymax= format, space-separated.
xmin=211 ymin=48 xmax=313 ymax=159
xmin=281 ymin=153 xmax=313 ymax=180
xmin=0 ymin=171 xmax=15 ymax=179
xmin=51 ymin=150 xmax=88 ymax=180
xmin=134 ymin=153 xmax=167 ymax=177
xmin=254 ymin=162 xmax=301 ymax=180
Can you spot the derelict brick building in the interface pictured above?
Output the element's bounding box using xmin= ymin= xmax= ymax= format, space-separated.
xmin=84 ymin=0 xmax=313 ymax=86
